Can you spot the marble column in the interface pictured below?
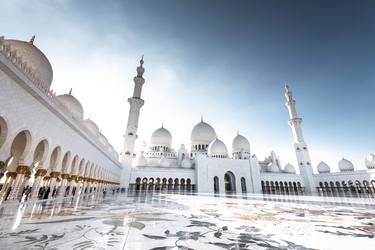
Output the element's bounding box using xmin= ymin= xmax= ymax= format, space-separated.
xmin=48 ymin=171 xmax=60 ymax=199
xmin=58 ymin=174 xmax=70 ymax=198
xmin=30 ymin=169 xmax=47 ymax=199
xmin=68 ymin=175 xmax=77 ymax=196
xmin=79 ymin=177 xmax=86 ymax=195
xmin=0 ymin=172 xmax=16 ymax=200
xmin=17 ymin=173 xmax=31 ymax=200
xmin=0 ymin=160 xmax=5 ymax=181
xmin=8 ymin=165 xmax=30 ymax=200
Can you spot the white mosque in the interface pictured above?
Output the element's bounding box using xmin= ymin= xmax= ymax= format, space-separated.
xmin=1 ymin=35 xmax=375 ymax=203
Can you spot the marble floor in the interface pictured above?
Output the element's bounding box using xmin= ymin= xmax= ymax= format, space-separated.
xmin=0 ymin=192 xmax=374 ymax=250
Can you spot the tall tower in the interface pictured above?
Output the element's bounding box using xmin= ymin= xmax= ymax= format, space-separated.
xmin=284 ymin=84 xmax=316 ymax=194
xmin=120 ymin=56 xmax=145 ymax=188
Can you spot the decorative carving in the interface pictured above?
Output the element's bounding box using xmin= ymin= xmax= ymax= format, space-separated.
xmin=35 ymin=169 xmax=47 ymax=177
xmin=61 ymin=173 xmax=70 ymax=179
xmin=16 ymin=165 xmax=30 ymax=174
xmin=6 ymin=172 xmax=17 ymax=179
xmin=50 ymin=171 xmax=60 ymax=178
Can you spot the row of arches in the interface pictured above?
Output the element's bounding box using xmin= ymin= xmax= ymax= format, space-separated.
xmin=318 ymin=180 xmax=375 ymax=196
xmin=129 ymin=177 xmax=195 ymax=192
xmin=0 ymin=115 xmax=119 ymax=202
xmin=213 ymin=172 xmax=247 ymax=194
xmin=261 ymin=180 xmax=304 ymax=194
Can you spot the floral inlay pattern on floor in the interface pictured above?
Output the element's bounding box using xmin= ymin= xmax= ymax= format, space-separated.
xmin=0 ymin=193 xmax=374 ymax=249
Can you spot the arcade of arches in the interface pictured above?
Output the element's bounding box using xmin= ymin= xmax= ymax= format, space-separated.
xmin=129 ymin=178 xmax=195 ymax=192
xmin=0 ymin=124 xmax=120 ymax=203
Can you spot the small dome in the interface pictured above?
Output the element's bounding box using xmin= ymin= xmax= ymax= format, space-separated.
xmin=365 ymin=154 xmax=375 ymax=169
xmin=159 ymin=155 xmax=170 ymax=167
xmin=232 ymin=133 xmax=250 ymax=153
xmin=338 ymin=158 xmax=354 ymax=172
xmin=134 ymin=152 xmax=147 ymax=167
xmin=317 ymin=161 xmax=330 ymax=173
xmin=267 ymin=162 xmax=281 ymax=173
xmin=57 ymin=93 xmax=84 ymax=120
xmin=181 ymin=158 xmax=192 ymax=168
xmin=190 ymin=120 xmax=216 ymax=145
xmin=82 ymin=119 xmax=99 ymax=136
xmin=98 ymin=133 xmax=108 ymax=146
xmin=208 ymin=138 xmax=228 ymax=158
xmin=3 ymin=38 xmax=53 ymax=87
xmin=283 ymin=163 xmax=296 ymax=174
xmin=150 ymin=126 xmax=172 ymax=147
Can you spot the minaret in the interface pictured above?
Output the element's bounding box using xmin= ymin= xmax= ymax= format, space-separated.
xmin=284 ymin=84 xmax=316 ymax=194
xmin=120 ymin=56 xmax=145 ymax=188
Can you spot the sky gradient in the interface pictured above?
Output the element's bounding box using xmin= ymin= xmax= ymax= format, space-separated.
xmin=1 ymin=0 xmax=375 ymax=172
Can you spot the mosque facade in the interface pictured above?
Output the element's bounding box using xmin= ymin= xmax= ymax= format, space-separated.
xmin=120 ymin=57 xmax=375 ymax=196
xmin=1 ymin=35 xmax=375 ymax=203
xmin=0 ymin=36 xmax=121 ymax=202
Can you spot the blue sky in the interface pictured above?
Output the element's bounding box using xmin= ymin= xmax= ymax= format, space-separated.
xmin=1 ymin=0 xmax=374 ymax=171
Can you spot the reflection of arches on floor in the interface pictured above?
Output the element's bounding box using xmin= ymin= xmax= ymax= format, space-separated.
xmin=224 ymin=171 xmax=236 ymax=193
xmin=213 ymin=176 xmax=219 ymax=193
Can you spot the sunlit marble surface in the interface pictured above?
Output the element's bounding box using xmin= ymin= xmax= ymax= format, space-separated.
xmin=0 ymin=192 xmax=374 ymax=250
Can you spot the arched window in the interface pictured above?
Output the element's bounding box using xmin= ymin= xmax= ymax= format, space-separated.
xmin=224 ymin=171 xmax=236 ymax=193
xmin=241 ymin=177 xmax=246 ymax=193
xmin=213 ymin=176 xmax=219 ymax=193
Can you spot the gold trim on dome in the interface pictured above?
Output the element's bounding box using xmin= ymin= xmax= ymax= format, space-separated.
xmin=28 ymin=35 xmax=35 ymax=45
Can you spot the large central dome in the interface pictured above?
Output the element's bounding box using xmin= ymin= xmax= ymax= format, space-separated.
xmin=3 ymin=38 xmax=53 ymax=88
xmin=150 ymin=126 xmax=172 ymax=147
xmin=190 ymin=120 xmax=216 ymax=145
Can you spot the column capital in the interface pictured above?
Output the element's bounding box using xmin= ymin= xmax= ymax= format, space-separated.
xmin=50 ymin=171 xmax=60 ymax=178
xmin=16 ymin=165 xmax=30 ymax=174
xmin=35 ymin=169 xmax=47 ymax=177
xmin=61 ymin=173 xmax=70 ymax=179
xmin=6 ymin=172 xmax=17 ymax=179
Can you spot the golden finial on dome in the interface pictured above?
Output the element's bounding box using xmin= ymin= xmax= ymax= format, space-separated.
xmin=140 ymin=55 xmax=144 ymax=66
xmin=28 ymin=35 xmax=35 ymax=45
xmin=69 ymin=88 xmax=73 ymax=95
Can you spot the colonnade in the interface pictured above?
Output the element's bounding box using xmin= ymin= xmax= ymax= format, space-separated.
xmin=0 ymin=119 xmax=120 ymax=203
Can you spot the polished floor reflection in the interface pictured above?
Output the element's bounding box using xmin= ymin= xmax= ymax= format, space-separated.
xmin=0 ymin=192 xmax=374 ymax=249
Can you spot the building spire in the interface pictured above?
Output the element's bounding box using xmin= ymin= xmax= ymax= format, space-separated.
xmin=136 ymin=55 xmax=145 ymax=78
xmin=68 ymin=88 xmax=73 ymax=95
xmin=201 ymin=115 xmax=203 ymax=122
xmin=162 ymin=121 xmax=164 ymax=128
xmin=28 ymin=35 xmax=35 ymax=45
xmin=140 ymin=55 xmax=144 ymax=66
